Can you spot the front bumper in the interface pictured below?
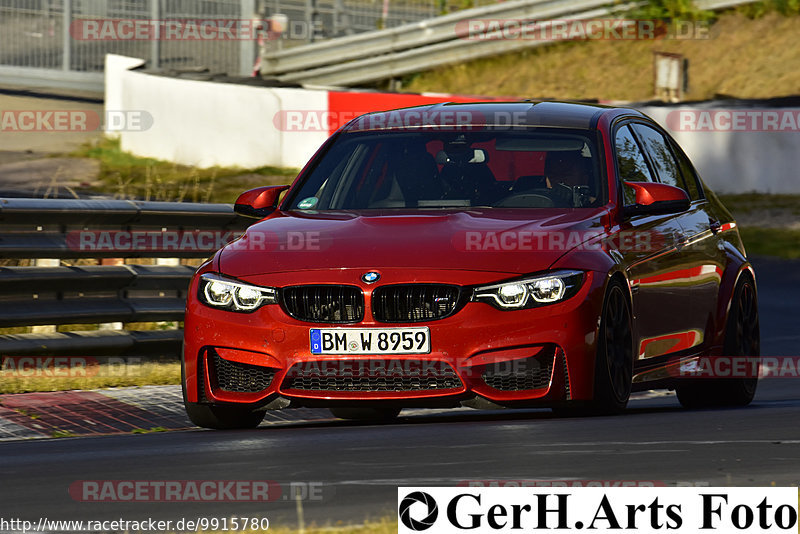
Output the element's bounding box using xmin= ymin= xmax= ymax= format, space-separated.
xmin=183 ymin=269 xmax=604 ymax=408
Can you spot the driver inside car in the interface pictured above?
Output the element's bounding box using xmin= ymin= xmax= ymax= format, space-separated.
xmin=544 ymin=150 xmax=596 ymax=206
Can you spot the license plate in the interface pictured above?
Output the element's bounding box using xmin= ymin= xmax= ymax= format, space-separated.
xmin=309 ymin=327 xmax=430 ymax=355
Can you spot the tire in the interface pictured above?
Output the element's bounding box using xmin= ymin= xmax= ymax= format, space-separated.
xmin=184 ymin=402 xmax=265 ymax=430
xmin=329 ymin=407 xmax=401 ymax=421
xmin=181 ymin=347 xmax=265 ymax=430
xmin=552 ymin=278 xmax=633 ymax=416
xmin=676 ymin=275 xmax=760 ymax=408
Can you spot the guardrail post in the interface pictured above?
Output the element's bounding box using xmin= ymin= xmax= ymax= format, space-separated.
xmin=333 ymin=0 xmax=350 ymax=37
xmin=99 ymin=258 xmax=125 ymax=331
xmin=62 ymin=0 xmax=72 ymax=71
xmin=150 ymin=0 xmax=161 ymax=70
xmin=31 ymin=258 xmax=60 ymax=334
xmin=306 ymin=0 xmax=321 ymax=42
xmin=240 ymin=0 xmax=257 ymax=76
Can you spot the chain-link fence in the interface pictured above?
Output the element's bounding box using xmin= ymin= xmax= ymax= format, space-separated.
xmin=263 ymin=0 xmax=498 ymax=41
xmin=0 ymin=0 xmax=248 ymax=75
xmin=0 ymin=0 xmax=68 ymax=71
xmin=0 ymin=0 xmax=497 ymax=90
xmin=267 ymin=0 xmax=437 ymax=38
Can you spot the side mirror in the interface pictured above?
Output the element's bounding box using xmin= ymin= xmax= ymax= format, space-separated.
xmin=234 ymin=185 xmax=290 ymax=218
xmin=622 ymin=182 xmax=690 ymax=217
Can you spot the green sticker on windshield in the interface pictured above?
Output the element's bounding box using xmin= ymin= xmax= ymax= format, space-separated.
xmin=297 ymin=197 xmax=318 ymax=209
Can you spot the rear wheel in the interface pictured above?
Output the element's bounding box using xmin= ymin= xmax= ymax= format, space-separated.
xmin=330 ymin=407 xmax=401 ymax=421
xmin=552 ymin=279 xmax=633 ymax=416
xmin=676 ymin=276 xmax=759 ymax=408
xmin=181 ymin=349 xmax=265 ymax=430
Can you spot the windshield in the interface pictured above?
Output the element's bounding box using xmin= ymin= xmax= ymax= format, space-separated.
xmin=287 ymin=129 xmax=605 ymax=210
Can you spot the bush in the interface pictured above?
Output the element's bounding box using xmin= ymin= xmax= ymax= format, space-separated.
xmin=735 ymin=0 xmax=800 ymax=18
xmin=632 ymin=0 xmax=714 ymax=21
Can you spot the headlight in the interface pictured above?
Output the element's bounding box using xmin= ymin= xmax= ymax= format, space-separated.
xmin=198 ymin=273 xmax=278 ymax=312
xmin=472 ymin=270 xmax=584 ymax=310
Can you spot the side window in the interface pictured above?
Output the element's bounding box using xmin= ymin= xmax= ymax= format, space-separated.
xmin=669 ymin=141 xmax=703 ymax=201
xmin=614 ymin=125 xmax=653 ymax=205
xmin=631 ymin=124 xmax=687 ymax=194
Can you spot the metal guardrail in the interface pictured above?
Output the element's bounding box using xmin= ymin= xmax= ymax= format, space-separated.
xmin=696 ymin=0 xmax=762 ymax=9
xmin=278 ymin=0 xmax=632 ymax=85
xmin=263 ymin=0 xmax=609 ymax=75
xmin=0 ymin=198 xmax=246 ymax=259
xmin=264 ymin=0 xmax=761 ymax=86
xmin=0 ymin=265 xmax=193 ymax=327
xmin=0 ymin=199 xmax=251 ymax=360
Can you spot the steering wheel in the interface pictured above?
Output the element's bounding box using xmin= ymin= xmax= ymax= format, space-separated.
xmin=493 ymin=187 xmax=568 ymax=208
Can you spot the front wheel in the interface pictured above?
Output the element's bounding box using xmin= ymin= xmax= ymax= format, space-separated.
xmin=181 ymin=349 xmax=265 ymax=430
xmin=553 ymin=279 xmax=633 ymax=416
xmin=184 ymin=402 xmax=265 ymax=430
xmin=676 ymin=275 xmax=760 ymax=408
xmin=593 ymin=279 xmax=634 ymax=413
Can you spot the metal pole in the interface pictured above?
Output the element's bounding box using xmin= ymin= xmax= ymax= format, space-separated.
xmin=240 ymin=0 xmax=257 ymax=76
xmin=31 ymin=259 xmax=59 ymax=334
xmin=150 ymin=0 xmax=160 ymax=70
xmin=62 ymin=0 xmax=71 ymax=71
xmin=306 ymin=0 xmax=320 ymax=43
xmin=334 ymin=0 xmax=350 ymax=36
xmin=380 ymin=0 xmax=389 ymax=29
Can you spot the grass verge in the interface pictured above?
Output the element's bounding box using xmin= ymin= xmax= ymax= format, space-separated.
xmin=0 ymin=361 xmax=180 ymax=394
xmin=718 ymin=194 xmax=800 ymax=259
xmin=400 ymin=11 xmax=800 ymax=101
xmin=718 ymin=193 xmax=800 ymax=216
xmin=738 ymin=227 xmax=800 ymax=260
xmin=72 ymin=138 xmax=299 ymax=204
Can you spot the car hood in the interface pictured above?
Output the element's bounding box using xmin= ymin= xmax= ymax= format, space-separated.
xmin=219 ymin=208 xmax=609 ymax=277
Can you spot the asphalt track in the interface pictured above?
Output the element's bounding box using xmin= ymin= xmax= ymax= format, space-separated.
xmin=1 ymin=257 xmax=798 ymax=529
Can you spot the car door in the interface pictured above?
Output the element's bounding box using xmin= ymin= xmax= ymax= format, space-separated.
xmin=612 ymin=123 xmax=688 ymax=365
xmin=630 ymin=122 xmax=721 ymax=356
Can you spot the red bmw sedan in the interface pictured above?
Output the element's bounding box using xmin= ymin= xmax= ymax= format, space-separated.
xmin=182 ymin=101 xmax=759 ymax=428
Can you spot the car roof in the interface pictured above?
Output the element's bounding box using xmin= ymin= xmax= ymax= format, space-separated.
xmin=339 ymin=100 xmax=645 ymax=132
